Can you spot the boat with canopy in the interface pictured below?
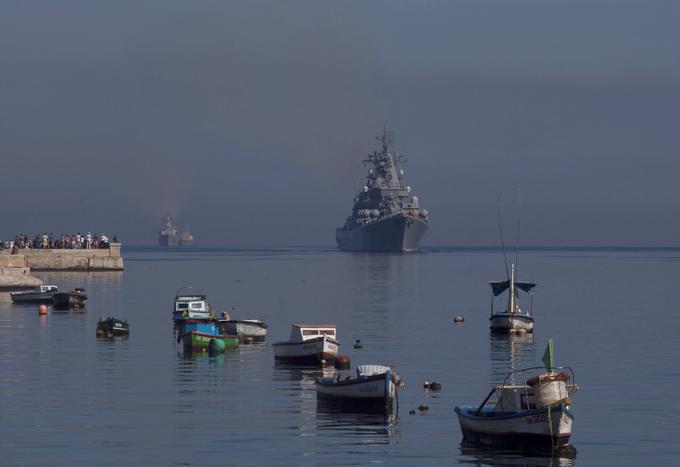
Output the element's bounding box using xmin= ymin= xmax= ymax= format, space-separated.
xmin=489 ymin=264 xmax=535 ymax=333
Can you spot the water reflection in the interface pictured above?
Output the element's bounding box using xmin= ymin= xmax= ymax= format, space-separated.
xmin=345 ymin=252 xmax=424 ymax=348
xmin=489 ymin=333 xmax=535 ymax=385
xmin=177 ymin=347 xmax=239 ymax=364
xmin=315 ymin=409 xmax=400 ymax=446
xmin=459 ymin=446 xmax=575 ymax=466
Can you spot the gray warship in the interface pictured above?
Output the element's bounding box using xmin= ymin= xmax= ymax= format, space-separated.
xmin=159 ymin=214 xmax=180 ymax=246
xmin=159 ymin=214 xmax=194 ymax=247
xmin=336 ymin=130 xmax=429 ymax=252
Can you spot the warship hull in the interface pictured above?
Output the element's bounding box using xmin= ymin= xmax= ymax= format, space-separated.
xmin=158 ymin=233 xmax=179 ymax=247
xmin=336 ymin=215 xmax=427 ymax=252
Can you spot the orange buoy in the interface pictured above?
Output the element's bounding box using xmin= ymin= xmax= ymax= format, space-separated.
xmin=38 ymin=305 xmax=48 ymax=315
xmin=335 ymin=355 xmax=351 ymax=370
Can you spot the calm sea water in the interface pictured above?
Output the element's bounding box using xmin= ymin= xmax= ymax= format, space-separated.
xmin=1 ymin=246 xmax=679 ymax=466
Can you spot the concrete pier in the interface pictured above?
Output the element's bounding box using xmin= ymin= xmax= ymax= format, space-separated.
xmin=0 ymin=244 xmax=123 ymax=289
xmin=0 ymin=243 xmax=124 ymax=271
xmin=0 ymin=264 xmax=43 ymax=290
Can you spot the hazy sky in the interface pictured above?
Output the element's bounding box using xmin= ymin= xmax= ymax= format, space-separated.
xmin=1 ymin=0 xmax=678 ymax=246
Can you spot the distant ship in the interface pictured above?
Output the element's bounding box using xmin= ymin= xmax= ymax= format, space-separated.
xmin=336 ymin=130 xmax=429 ymax=252
xmin=159 ymin=215 xmax=194 ymax=246
xmin=180 ymin=230 xmax=194 ymax=246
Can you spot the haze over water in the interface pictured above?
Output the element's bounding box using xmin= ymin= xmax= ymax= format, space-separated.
xmin=2 ymin=1 xmax=679 ymax=246
xmin=1 ymin=246 xmax=678 ymax=465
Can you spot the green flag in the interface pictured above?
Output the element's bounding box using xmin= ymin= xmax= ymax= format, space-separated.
xmin=542 ymin=338 xmax=555 ymax=371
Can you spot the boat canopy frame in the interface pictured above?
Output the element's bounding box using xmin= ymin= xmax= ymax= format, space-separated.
xmin=490 ymin=288 xmax=534 ymax=318
xmin=475 ymin=366 xmax=577 ymax=415
xmin=174 ymin=286 xmax=207 ymax=302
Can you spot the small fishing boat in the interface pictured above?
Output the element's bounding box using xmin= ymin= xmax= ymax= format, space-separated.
xmin=315 ymin=364 xmax=402 ymax=413
xmin=272 ymin=324 xmax=339 ymax=365
xmin=96 ymin=317 xmax=129 ymax=337
xmin=455 ymin=341 xmax=578 ymax=453
xmin=220 ymin=318 xmax=268 ymax=343
xmin=173 ymin=287 xmax=213 ymax=321
xmin=489 ymin=264 xmax=535 ymax=333
xmin=10 ymin=285 xmax=59 ymax=303
xmin=52 ymin=288 xmax=88 ymax=309
xmin=180 ymin=320 xmax=239 ymax=351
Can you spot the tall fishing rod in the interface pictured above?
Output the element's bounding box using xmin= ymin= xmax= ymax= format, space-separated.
xmin=497 ymin=193 xmax=510 ymax=281
xmin=514 ymin=189 xmax=522 ymax=278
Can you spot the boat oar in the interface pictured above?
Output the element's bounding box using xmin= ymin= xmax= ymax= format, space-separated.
xmin=475 ymin=386 xmax=497 ymax=416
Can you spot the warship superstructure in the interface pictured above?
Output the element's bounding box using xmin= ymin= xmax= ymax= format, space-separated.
xmin=159 ymin=214 xmax=194 ymax=246
xmin=336 ymin=130 xmax=429 ymax=252
xmin=159 ymin=214 xmax=180 ymax=246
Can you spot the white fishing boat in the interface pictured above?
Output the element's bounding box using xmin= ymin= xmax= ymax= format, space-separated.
xmin=220 ymin=319 xmax=268 ymax=343
xmin=455 ymin=341 xmax=578 ymax=453
xmin=315 ymin=364 xmax=401 ymax=413
xmin=489 ymin=264 xmax=535 ymax=333
xmin=272 ymin=324 xmax=339 ymax=365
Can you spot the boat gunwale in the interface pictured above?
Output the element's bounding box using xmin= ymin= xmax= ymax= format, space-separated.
xmin=184 ymin=330 xmax=238 ymax=339
xmin=455 ymin=404 xmax=574 ymax=422
xmin=489 ymin=312 xmax=534 ymax=321
xmin=225 ymin=319 xmax=268 ymax=328
xmin=272 ymin=336 xmax=340 ymax=347
xmin=316 ymin=373 xmax=387 ymax=387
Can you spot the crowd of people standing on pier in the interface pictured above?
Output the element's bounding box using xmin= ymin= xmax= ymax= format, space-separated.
xmin=0 ymin=232 xmax=118 ymax=251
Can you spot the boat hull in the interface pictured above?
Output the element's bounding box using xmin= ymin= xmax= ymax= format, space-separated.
xmin=336 ymin=214 xmax=428 ymax=252
xmin=455 ymin=404 xmax=573 ymax=452
xmin=97 ymin=318 xmax=129 ymax=337
xmin=53 ymin=292 xmax=87 ymax=309
xmin=182 ymin=330 xmax=239 ymax=352
xmin=272 ymin=336 xmax=339 ymax=365
xmin=221 ymin=320 xmax=268 ymax=343
xmin=10 ymin=292 xmax=58 ymax=304
xmin=489 ymin=313 xmax=534 ymax=333
xmin=159 ymin=233 xmax=179 ymax=247
xmin=316 ymin=372 xmax=396 ymax=413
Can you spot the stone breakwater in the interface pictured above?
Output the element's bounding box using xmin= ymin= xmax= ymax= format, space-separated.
xmin=0 ymin=244 xmax=123 ymax=289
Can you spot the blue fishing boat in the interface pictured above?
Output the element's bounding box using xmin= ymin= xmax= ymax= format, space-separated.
xmin=455 ymin=341 xmax=578 ymax=453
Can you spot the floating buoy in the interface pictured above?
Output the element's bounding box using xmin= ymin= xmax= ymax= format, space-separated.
xmin=209 ymin=338 xmax=226 ymax=354
xmin=353 ymin=339 xmax=363 ymax=349
xmin=96 ymin=329 xmax=105 ymax=337
xmin=424 ymin=379 xmax=443 ymax=391
xmin=38 ymin=305 xmax=48 ymax=315
xmin=454 ymin=315 xmax=464 ymax=323
xmin=418 ymin=404 xmax=429 ymax=412
xmin=335 ymin=355 xmax=351 ymax=370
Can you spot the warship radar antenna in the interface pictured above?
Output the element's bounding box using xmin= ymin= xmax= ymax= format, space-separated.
xmin=377 ymin=127 xmax=394 ymax=153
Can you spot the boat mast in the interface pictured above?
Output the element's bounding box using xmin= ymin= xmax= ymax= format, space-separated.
xmin=508 ymin=264 xmax=516 ymax=314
